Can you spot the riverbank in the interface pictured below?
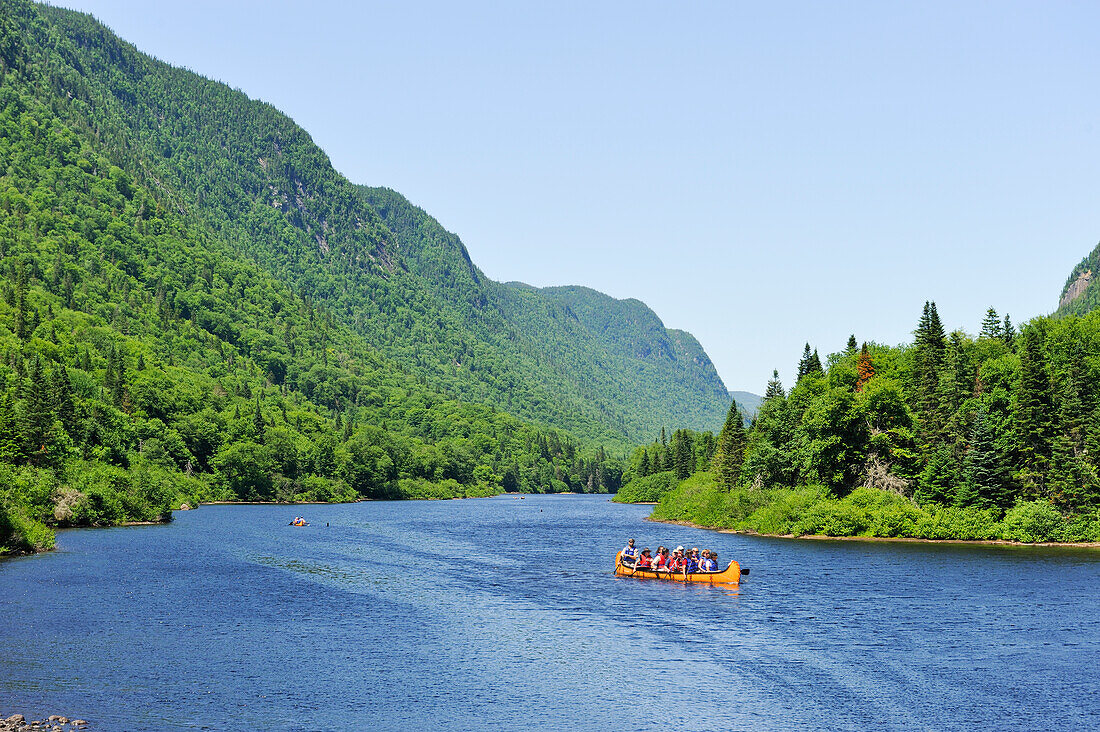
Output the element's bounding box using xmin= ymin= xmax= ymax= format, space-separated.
xmin=649 ymin=516 xmax=1100 ymax=549
xmin=640 ymin=471 xmax=1100 ymax=545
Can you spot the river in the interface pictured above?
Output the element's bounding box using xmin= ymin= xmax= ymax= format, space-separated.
xmin=2 ymin=494 xmax=1099 ymax=731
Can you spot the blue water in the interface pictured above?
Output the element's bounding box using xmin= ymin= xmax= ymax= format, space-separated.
xmin=2 ymin=494 xmax=1099 ymax=731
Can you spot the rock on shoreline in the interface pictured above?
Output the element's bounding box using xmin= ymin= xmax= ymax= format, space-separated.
xmin=1 ymin=714 xmax=89 ymax=731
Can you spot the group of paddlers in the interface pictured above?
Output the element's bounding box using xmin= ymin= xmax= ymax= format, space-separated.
xmin=620 ymin=538 xmax=720 ymax=573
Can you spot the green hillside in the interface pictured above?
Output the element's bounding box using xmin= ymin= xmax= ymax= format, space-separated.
xmin=1057 ymin=241 xmax=1100 ymax=316
xmin=359 ymin=188 xmax=732 ymax=437
xmin=6 ymin=0 xmax=747 ymax=552
xmin=3 ymin=1 xmax=729 ymax=449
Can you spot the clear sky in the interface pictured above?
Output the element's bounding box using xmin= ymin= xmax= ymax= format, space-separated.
xmin=55 ymin=0 xmax=1100 ymax=394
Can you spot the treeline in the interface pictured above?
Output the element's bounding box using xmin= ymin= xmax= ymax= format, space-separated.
xmin=0 ymin=54 xmax=620 ymax=554
xmin=622 ymin=303 xmax=1100 ymax=542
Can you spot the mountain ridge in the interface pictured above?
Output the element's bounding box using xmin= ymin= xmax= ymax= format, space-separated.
xmin=1058 ymin=241 xmax=1100 ymax=316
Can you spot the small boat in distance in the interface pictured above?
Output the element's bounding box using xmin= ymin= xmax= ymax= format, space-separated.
xmin=614 ymin=552 xmax=744 ymax=585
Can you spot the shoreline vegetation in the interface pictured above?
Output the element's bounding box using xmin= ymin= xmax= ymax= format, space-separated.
xmin=2 ymin=485 xmax=564 ymax=557
xmin=649 ymin=517 xmax=1100 ymax=549
xmin=616 ymin=472 xmax=1100 ymax=546
xmin=613 ymin=303 xmax=1100 ymax=546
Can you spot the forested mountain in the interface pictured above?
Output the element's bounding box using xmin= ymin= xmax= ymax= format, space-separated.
xmin=729 ymin=390 xmax=762 ymax=418
xmin=0 ymin=0 xmax=730 ymax=552
xmin=359 ymin=188 xmax=732 ymax=438
xmin=1058 ymin=241 xmax=1100 ymax=316
xmin=0 ymin=0 xmax=730 ymax=448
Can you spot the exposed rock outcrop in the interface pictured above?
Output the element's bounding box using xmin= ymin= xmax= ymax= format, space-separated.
xmin=1059 ymin=269 xmax=1091 ymax=310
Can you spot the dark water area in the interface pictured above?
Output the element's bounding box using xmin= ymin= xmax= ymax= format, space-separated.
xmin=2 ymin=495 xmax=1099 ymax=731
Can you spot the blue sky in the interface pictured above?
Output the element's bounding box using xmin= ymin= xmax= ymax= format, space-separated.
xmin=56 ymin=1 xmax=1100 ymax=394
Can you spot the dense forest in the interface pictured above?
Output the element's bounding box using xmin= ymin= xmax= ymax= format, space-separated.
xmin=619 ymin=303 xmax=1100 ymax=543
xmin=4 ymin=0 xmax=750 ymax=553
xmin=0 ymin=0 xmax=732 ymax=450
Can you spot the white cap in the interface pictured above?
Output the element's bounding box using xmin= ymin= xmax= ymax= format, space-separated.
xmin=675 ymin=546 xmax=684 ymax=552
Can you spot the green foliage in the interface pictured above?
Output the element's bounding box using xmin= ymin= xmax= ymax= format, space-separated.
xmin=645 ymin=301 xmax=1100 ymax=542
xmin=712 ymin=401 xmax=746 ymax=489
xmin=650 ymin=478 xmax=1069 ymax=543
xmin=612 ymin=470 xmax=678 ymax=503
xmin=0 ymin=0 xmax=640 ymax=552
xmin=1001 ymin=500 xmax=1066 ymax=543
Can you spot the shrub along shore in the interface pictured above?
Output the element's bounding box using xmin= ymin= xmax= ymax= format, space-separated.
xmin=632 ymin=472 xmax=1100 ymax=545
xmin=0 ymin=478 xmax=507 ymax=557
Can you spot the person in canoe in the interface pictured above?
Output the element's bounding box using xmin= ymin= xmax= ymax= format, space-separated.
xmin=700 ymin=550 xmax=717 ymax=572
xmin=635 ymin=548 xmax=653 ymax=568
xmin=653 ymin=546 xmax=668 ymax=571
xmin=667 ymin=546 xmax=684 ymax=572
xmin=621 ymin=539 xmax=638 ymax=566
xmin=686 ymin=548 xmax=700 ymax=573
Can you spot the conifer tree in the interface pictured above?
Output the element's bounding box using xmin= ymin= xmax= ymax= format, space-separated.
xmin=810 ymin=348 xmax=823 ymax=375
xmin=846 ymin=335 xmax=858 ymax=355
xmin=1015 ymin=326 xmax=1054 ymax=496
xmin=0 ymin=392 xmax=21 ymax=464
xmin=1002 ymin=314 xmax=1016 ymax=350
xmin=50 ymin=365 xmax=76 ymax=437
xmin=763 ymin=369 xmax=785 ymax=402
xmin=672 ymin=429 xmax=692 ymax=480
xmin=253 ymin=398 xmax=265 ymax=442
xmin=639 ymin=449 xmax=650 ymax=478
xmin=797 ymin=343 xmax=814 ymax=381
xmin=957 ymin=407 xmax=1012 ymax=509
xmin=712 ymin=402 xmax=746 ymax=490
xmin=980 ymin=307 xmax=1002 ymax=340
xmin=22 ymin=355 xmax=53 ymax=463
xmin=798 ymin=344 xmax=823 ymax=381
xmin=913 ymin=301 xmax=948 ymax=441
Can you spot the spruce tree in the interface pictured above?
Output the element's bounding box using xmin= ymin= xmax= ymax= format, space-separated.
xmin=980 ymin=307 xmax=1002 ymax=340
xmin=0 ymin=392 xmax=21 ymax=463
xmin=1015 ymin=326 xmax=1053 ymax=497
xmin=639 ymin=449 xmax=651 ymax=478
xmin=958 ymin=406 xmax=1012 ymax=509
xmin=809 ymin=349 xmax=823 ymax=375
xmin=797 ymin=343 xmax=814 ymax=381
xmin=913 ymin=301 xmax=948 ymax=442
xmin=846 ymin=335 xmax=858 ymax=355
xmin=712 ymin=402 xmax=746 ymax=490
xmin=763 ymin=369 xmax=785 ymax=402
xmin=23 ymin=355 xmax=53 ymax=463
xmin=1002 ymin=314 xmax=1016 ymax=351
xmin=50 ymin=365 xmax=76 ymax=438
xmin=672 ymin=430 xmax=692 ymax=480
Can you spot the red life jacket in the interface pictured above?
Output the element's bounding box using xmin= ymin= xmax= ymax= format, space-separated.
xmin=637 ymin=555 xmax=652 ymax=567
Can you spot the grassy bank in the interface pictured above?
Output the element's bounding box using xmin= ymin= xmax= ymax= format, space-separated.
xmin=646 ymin=472 xmax=1100 ymax=544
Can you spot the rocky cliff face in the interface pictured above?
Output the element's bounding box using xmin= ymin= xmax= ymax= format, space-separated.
xmin=1060 ymin=269 xmax=1092 ymax=310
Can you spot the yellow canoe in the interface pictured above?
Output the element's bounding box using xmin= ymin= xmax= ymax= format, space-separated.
xmin=614 ymin=551 xmax=742 ymax=585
